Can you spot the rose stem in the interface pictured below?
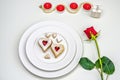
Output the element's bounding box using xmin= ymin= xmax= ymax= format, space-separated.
xmin=94 ymin=38 xmax=104 ymax=80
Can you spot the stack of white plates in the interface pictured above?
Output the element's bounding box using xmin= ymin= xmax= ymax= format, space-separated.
xmin=19 ymin=21 xmax=83 ymax=78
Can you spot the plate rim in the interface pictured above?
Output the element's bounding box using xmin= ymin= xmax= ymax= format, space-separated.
xmin=18 ymin=21 xmax=84 ymax=78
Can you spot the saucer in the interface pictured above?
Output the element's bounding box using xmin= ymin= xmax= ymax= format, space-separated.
xmin=26 ymin=26 xmax=76 ymax=71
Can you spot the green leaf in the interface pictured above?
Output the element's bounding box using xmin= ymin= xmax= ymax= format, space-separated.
xmin=95 ymin=56 xmax=115 ymax=75
xmin=79 ymin=57 xmax=95 ymax=70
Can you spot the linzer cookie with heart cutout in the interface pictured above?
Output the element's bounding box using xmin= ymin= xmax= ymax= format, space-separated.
xmin=38 ymin=38 xmax=52 ymax=52
xmin=51 ymin=43 xmax=64 ymax=58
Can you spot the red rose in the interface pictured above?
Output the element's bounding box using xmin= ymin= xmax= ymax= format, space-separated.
xmin=84 ymin=26 xmax=98 ymax=39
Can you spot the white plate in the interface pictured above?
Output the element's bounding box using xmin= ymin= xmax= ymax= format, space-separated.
xmin=26 ymin=26 xmax=76 ymax=71
xmin=19 ymin=21 xmax=83 ymax=78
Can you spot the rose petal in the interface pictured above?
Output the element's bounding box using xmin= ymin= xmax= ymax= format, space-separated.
xmin=84 ymin=29 xmax=91 ymax=39
xmin=88 ymin=26 xmax=97 ymax=36
xmin=84 ymin=26 xmax=98 ymax=39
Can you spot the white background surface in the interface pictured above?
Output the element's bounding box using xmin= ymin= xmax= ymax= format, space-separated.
xmin=0 ymin=0 xmax=120 ymax=80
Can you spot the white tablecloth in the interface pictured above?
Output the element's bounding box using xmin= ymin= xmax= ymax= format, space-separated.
xmin=0 ymin=0 xmax=120 ymax=80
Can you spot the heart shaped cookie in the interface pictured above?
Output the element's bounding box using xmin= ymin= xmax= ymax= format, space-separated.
xmin=44 ymin=54 xmax=50 ymax=59
xmin=51 ymin=44 xmax=64 ymax=58
xmin=38 ymin=38 xmax=52 ymax=52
